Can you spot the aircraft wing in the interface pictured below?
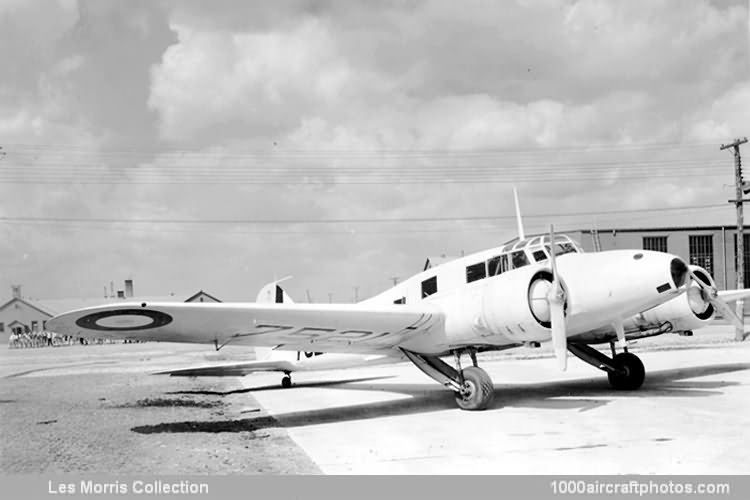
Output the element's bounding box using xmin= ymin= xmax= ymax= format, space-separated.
xmin=717 ymin=288 xmax=750 ymax=303
xmin=47 ymin=301 xmax=443 ymax=355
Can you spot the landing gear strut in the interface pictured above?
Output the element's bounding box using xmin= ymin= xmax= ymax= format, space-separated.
xmin=567 ymin=343 xmax=645 ymax=390
xmin=401 ymin=348 xmax=495 ymax=411
xmin=281 ymin=372 xmax=292 ymax=389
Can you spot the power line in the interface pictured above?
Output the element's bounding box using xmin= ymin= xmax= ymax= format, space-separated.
xmin=0 ymin=204 xmax=728 ymax=226
xmin=0 ymin=139 xmax=718 ymax=157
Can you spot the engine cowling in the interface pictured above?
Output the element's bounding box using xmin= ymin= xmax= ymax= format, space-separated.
xmin=478 ymin=265 xmax=556 ymax=343
xmin=626 ymin=265 xmax=715 ymax=333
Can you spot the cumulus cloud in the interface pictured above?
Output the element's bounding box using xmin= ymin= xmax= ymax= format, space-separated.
xmin=2 ymin=0 xmax=749 ymax=300
xmin=149 ymin=16 xmax=387 ymax=143
xmin=689 ymin=82 xmax=750 ymax=141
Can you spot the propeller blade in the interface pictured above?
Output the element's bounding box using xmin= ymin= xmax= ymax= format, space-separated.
xmin=686 ymin=268 xmax=744 ymax=330
xmin=550 ymin=297 xmax=567 ymax=371
xmin=548 ymin=225 xmax=567 ymax=371
xmin=708 ymin=293 xmax=744 ymax=330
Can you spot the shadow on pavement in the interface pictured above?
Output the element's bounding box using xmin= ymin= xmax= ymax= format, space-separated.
xmin=164 ymin=375 xmax=396 ymax=396
xmin=130 ymin=362 xmax=750 ymax=434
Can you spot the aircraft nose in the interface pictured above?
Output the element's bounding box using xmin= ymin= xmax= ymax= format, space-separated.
xmin=560 ymin=250 xmax=688 ymax=332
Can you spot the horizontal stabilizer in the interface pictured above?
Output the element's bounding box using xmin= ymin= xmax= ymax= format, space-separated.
xmin=158 ymin=360 xmax=297 ymax=377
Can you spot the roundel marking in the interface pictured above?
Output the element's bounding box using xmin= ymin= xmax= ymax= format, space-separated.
xmin=75 ymin=309 xmax=173 ymax=332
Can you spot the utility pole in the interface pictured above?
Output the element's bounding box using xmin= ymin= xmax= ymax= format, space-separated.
xmin=721 ymin=137 xmax=748 ymax=341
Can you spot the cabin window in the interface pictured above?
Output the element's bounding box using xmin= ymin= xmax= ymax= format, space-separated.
xmin=487 ymin=255 xmax=508 ymax=276
xmin=421 ymin=276 xmax=438 ymax=298
xmin=394 ymin=297 xmax=406 ymax=304
xmin=511 ymin=251 xmax=529 ymax=269
xmin=531 ymin=249 xmax=548 ymax=262
xmin=466 ymin=262 xmax=486 ymax=283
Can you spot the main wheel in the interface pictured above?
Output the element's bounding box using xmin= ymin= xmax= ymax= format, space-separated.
xmin=455 ymin=366 xmax=495 ymax=411
xmin=281 ymin=375 xmax=292 ymax=389
xmin=607 ymin=352 xmax=645 ymax=390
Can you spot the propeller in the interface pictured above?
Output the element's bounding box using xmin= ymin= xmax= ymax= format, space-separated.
xmin=547 ymin=225 xmax=568 ymax=371
xmin=686 ymin=268 xmax=743 ymax=330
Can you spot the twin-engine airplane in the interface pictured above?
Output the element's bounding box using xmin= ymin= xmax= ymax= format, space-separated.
xmin=48 ymin=203 xmax=750 ymax=410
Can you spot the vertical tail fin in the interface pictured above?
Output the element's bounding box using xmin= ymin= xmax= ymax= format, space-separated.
xmin=255 ymin=276 xmax=294 ymax=304
xmin=254 ymin=277 xmax=295 ymax=361
xmin=513 ymin=186 xmax=526 ymax=241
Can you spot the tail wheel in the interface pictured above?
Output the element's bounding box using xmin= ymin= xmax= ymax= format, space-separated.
xmin=281 ymin=375 xmax=292 ymax=389
xmin=607 ymin=352 xmax=645 ymax=390
xmin=455 ymin=366 xmax=495 ymax=411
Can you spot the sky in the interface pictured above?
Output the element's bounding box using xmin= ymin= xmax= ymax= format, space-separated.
xmin=0 ymin=0 xmax=749 ymax=303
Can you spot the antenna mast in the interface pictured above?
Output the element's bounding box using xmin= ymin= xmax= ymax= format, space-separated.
xmin=513 ymin=187 xmax=526 ymax=240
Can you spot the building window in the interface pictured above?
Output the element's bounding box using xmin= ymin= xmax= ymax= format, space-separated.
xmin=732 ymin=234 xmax=750 ymax=288
xmin=421 ymin=276 xmax=438 ymax=298
xmin=43 ymin=321 xmax=47 ymax=330
xmin=643 ymin=236 xmax=668 ymax=253
xmin=689 ymin=235 xmax=714 ymax=276
xmin=466 ymin=262 xmax=486 ymax=283
xmin=0 ymin=323 xmax=4 ymax=333
xmin=31 ymin=321 xmax=38 ymax=332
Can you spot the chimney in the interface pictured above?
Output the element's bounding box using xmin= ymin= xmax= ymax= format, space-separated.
xmin=117 ymin=290 xmax=125 ymax=299
xmin=125 ymin=279 xmax=134 ymax=298
xmin=11 ymin=285 xmax=22 ymax=299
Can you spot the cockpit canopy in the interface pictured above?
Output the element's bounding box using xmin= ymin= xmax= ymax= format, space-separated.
xmin=482 ymin=234 xmax=583 ymax=278
xmin=507 ymin=234 xmax=583 ymax=264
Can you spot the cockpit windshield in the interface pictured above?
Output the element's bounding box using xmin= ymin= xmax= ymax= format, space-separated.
xmin=522 ymin=234 xmax=582 ymax=263
xmin=545 ymin=242 xmax=578 ymax=257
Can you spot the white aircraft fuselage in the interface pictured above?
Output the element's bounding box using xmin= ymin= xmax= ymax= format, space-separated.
xmin=363 ymin=234 xmax=686 ymax=355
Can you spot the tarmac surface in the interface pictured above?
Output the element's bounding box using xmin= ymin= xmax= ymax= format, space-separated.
xmin=1 ymin=325 xmax=749 ymax=474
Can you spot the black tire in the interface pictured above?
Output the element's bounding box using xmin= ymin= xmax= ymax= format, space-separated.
xmin=607 ymin=352 xmax=645 ymax=390
xmin=281 ymin=375 xmax=292 ymax=389
xmin=455 ymin=366 xmax=495 ymax=411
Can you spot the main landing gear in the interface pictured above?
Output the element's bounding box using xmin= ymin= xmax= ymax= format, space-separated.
xmin=567 ymin=342 xmax=645 ymax=390
xmin=401 ymin=348 xmax=495 ymax=411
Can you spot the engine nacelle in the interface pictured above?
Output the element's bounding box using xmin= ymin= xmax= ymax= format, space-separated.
xmin=627 ymin=265 xmax=715 ymax=333
xmin=478 ymin=265 xmax=554 ymax=343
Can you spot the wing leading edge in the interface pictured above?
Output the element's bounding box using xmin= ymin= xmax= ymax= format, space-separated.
xmin=47 ymin=301 xmax=444 ymax=355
